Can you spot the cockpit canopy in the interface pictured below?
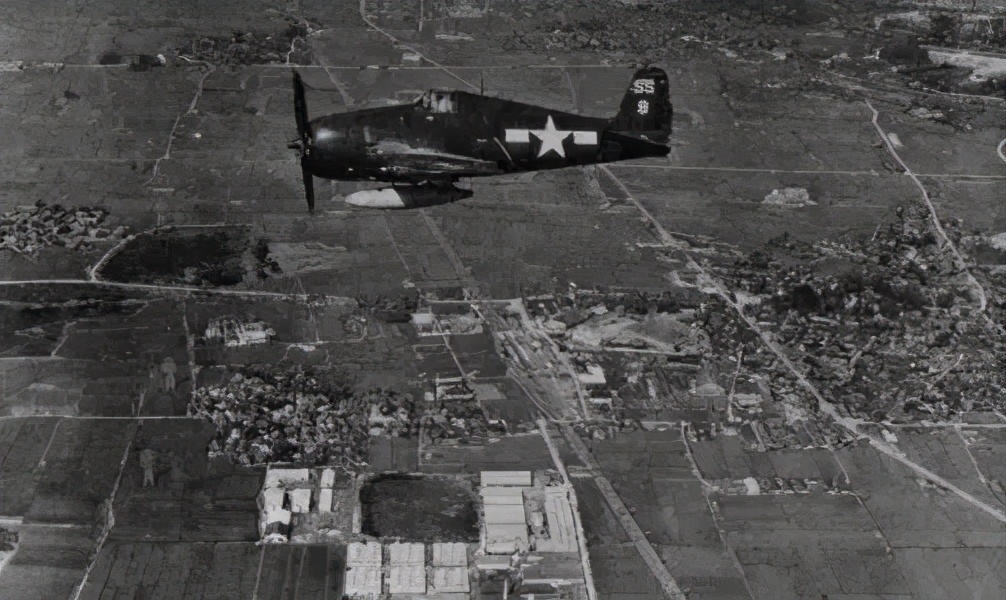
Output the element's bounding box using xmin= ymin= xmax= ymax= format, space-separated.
xmin=418 ymin=90 xmax=458 ymax=114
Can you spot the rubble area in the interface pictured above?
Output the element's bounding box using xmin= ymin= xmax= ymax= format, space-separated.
xmin=526 ymin=288 xmax=706 ymax=323
xmin=204 ymin=317 xmax=275 ymax=346
xmin=496 ymin=0 xmax=1005 ymax=57
xmin=0 ymin=526 xmax=16 ymax=552
xmin=189 ymin=363 xmax=495 ymax=469
xmin=172 ymin=18 xmax=321 ymax=65
xmin=686 ymin=298 xmax=863 ymax=450
xmin=0 ymin=203 xmax=124 ymax=256
xmin=481 ymin=0 xmax=1005 ymax=99
xmin=717 ymin=475 xmax=848 ymax=496
xmin=518 ymin=282 xmax=874 ymax=450
xmin=965 ymin=231 xmax=1006 ymax=267
xmin=564 ymin=310 xmax=710 ymax=354
xmin=356 ymin=291 xmax=420 ymax=323
xmin=763 ymin=187 xmax=816 ymax=208
xmin=189 ymin=365 xmax=418 ymax=469
xmin=495 ymin=0 xmax=824 ymax=57
xmin=715 ymin=204 xmax=1006 ymax=422
xmin=424 ymin=377 xmax=492 ymax=443
xmin=251 ymin=239 xmax=282 ymax=279
xmin=877 ymin=8 xmax=1006 ymax=53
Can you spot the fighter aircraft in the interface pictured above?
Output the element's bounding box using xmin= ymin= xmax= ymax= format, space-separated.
xmin=288 ymin=66 xmax=672 ymax=210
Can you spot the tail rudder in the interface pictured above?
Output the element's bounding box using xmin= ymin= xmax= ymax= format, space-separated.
xmin=608 ymin=67 xmax=672 ymax=144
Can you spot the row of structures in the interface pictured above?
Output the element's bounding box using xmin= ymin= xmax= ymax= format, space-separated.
xmin=259 ymin=467 xmax=337 ymax=540
xmin=477 ymin=471 xmax=587 ymax=597
xmin=345 ymin=541 xmax=469 ymax=597
xmin=482 ymin=471 xmax=579 ymax=555
xmin=480 ymin=471 xmax=578 ymax=556
xmin=256 ymin=467 xmax=587 ymax=597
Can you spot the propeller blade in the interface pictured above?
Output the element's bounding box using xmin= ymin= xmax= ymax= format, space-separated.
xmin=292 ymin=70 xmax=310 ymax=142
xmin=301 ymin=158 xmax=315 ymax=212
xmin=292 ymin=70 xmax=315 ymax=213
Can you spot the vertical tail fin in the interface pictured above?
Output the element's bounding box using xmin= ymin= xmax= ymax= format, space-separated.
xmin=608 ymin=67 xmax=672 ymax=143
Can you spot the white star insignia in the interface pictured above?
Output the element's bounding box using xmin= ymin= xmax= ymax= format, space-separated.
xmin=504 ymin=117 xmax=598 ymax=158
xmin=530 ymin=115 xmax=570 ymax=158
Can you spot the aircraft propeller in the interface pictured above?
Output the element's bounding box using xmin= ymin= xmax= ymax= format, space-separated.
xmin=289 ymin=70 xmax=315 ymax=212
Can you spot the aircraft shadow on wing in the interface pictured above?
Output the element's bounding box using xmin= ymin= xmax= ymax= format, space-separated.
xmin=287 ymin=67 xmax=672 ymax=210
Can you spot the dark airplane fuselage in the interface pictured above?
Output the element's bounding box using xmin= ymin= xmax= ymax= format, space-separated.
xmin=302 ymin=91 xmax=669 ymax=184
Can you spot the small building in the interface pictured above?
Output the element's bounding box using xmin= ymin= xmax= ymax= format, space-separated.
xmin=317 ymin=488 xmax=333 ymax=513
xmin=260 ymin=487 xmax=285 ymax=512
xmin=387 ymin=542 xmax=424 ymax=565
xmin=259 ymin=487 xmax=290 ymax=537
xmin=480 ymin=471 xmax=532 ymax=554
xmin=480 ymin=486 xmax=524 ymax=505
xmin=431 ymin=542 xmax=467 ymax=567
xmin=485 ymin=522 xmax=528 ymax=555
xmin=345 ymin=542 xmax=382 ymax=598
xmin=436 ymin=376 xmax=475 ymax=401
xmin=541 ymin=319 xmax=567 ymax=336
xmin=411 ymin=311 xmax=436 ymax=335
xmin=474 ymin=555 xmax=511 ymax=571
xmin=577 ymin=364 xmax=607 ymax=387
xmin=472 ymin=382 xmax=506 ymax=403
xmin=484 ymin=504 xmax=527 ymax=525
xmin=535 ymin=489 xmax=577 ymax=553
xmin=388 ymin=542 xmax=426 ymax=595
xmin=288 ymin=488 xmax=311 ymax=513
xmin=521 ymin=552 xmax=585 ymax=587
xmin=480 ymin=471 xmax=532 ymax=487
xmin=430 ymin=566 xmax=470 ymax=593
xmin=347 ymin=542 xmax=382 ymax=565
xmin=263 ymin=468 xmax=310 ymax=488
xmin=588 ymin=397 xmax=614 ymax=412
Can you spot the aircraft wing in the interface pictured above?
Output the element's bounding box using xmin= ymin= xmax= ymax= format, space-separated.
xmin=368 ymin=142 xmax=504 ymax=179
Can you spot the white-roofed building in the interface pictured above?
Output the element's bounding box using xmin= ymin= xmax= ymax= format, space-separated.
xmin=388 ymin=542 xmax=426 ymax=595
xmin=431 ymin=542 xmax=467 ymax=567
xmin=260 ymin=487 xmax=285 ymax=512
xmin=485 ymin=522 xmax=528 ymax=555
xmin=577 ymin=364 xmax=607 ymax=387
xmin=430 ymin=566 xmax=470 ymax=593
xmin=344 ymin=565 xmax=381 ymax=598
xmin=479 ymin=486 xmax=524 ymax=505
xmin=484 ymin=504 xmax=526 ymax=524
xmin=347 ymin=542 xmax=382 ymax=566
xmin=387 ymin=542 xmax=424 ymax=565
xmin=258 ymin=487 xmax=290 ymax=538
xmin=480 ymin=471 xmax=532 ymax=487
xmin=479 ymin=470 xmax=532 ymax=554
xmin=430 ymin=542 xmax=469 ymax=593
xmin=263 ymin=467 xmax=310 ymax=488
xmin=287 ymin=488 xmax=311 ymax=513
xmin=388 ymin=565 xmax=426 ymax=594
xmin=317 ymin=488 xmax=333 ymax=513
xmin=345 ymin=542 xmax=382 ymax=598
xmin=535 ymin=488 xmax=578 ymax=552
